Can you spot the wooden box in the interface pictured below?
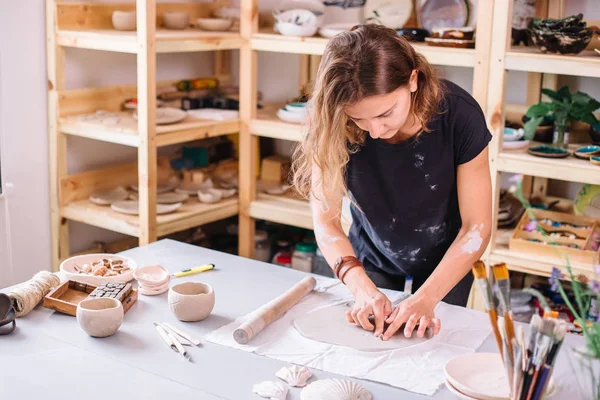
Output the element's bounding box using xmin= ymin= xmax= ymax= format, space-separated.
xmin=509 ymin=209 xmax=599 ymax=265
xmin=43 ymin=280 xmax=138 ymax=316
xmin=260 ymin=155 xmax=291 ymax=183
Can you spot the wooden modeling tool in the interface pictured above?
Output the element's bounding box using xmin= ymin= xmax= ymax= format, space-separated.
xmin=471 ymin=261 xmax=503 ymax=358
xmin=233 ymin=276 xmax=317 ymax=344
xmin=172 ymin=263 xmax=214 ymax=278
xmin=492 ymin=263 xmax=516 ymax=361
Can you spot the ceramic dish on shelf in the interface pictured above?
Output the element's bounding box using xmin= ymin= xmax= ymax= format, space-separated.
xmin=112 ymin=11 xmax=136 ymax=31
xmin=198 ymin=188 xmax=224 ymax=204
xmin=396 ymin=28 xmax=430 ymax=42
xmin=196 ymin=18 xmax=233 ymax=32
xmin=527 ymin=144 xmax=570 ymax=158
xmin=285 ymin=102 xmax=308 ymax=115
xmin=89 ymin=186 xmax=130 ymax=206
xmin=129 ymin=191 xmax=188 ymax=204
xmin=528 ymin=14 xmax=593 ymax=55
xmin=418 ymin=0 xmax=469 ymax=32
xmin=110 ymin=200 xmax=182 ymax=215
xmin=574 ymin=145 xmax=600 ymax=159
xmin=163 ymin=12 xmax=190 ymax=30
xmin=213 ymin=7 xmax=241 ymax=21
xmin=363 ymin=0 xmax=412 ymax=29
xmin=431 ymin=26 xmax=474 ymax=40
xmin=138 ymin=281 xmax=170 ymax=296
xmin=60 ymin=254 xmax=137 ymax=285
xmin=277 ymin=107 xmax=307 ymax=124
xmin=274 ymin=9 xmax=318 ymax=37
xmin=502 ymin=140 xmax=530 ymax=149
xmin=591 ymin=156 xmax=600 ymax=166
xmin=425 ymin=37 xmax=475 ymax=48
xmin=130 ymin=179 xmax=179 ymax=194
xmin=275 ymin=0 xmax=325 ymax=26
xmin=503 ymin=127 xmax=525 ymax=142
xmin=133 ymin=107 xmax=187 ymax=125
xmin=175 ymin=179 xmax=214 ymax=195
xmin=133 ymin=265 xmax=171 ymax=288
xmin=318 ymin=23 xmax=356 ymax=39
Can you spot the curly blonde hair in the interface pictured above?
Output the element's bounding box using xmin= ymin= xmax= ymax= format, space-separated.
xmin=292 ymin=24 xmax=444 ymax=215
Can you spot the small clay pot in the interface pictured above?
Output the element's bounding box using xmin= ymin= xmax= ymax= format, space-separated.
xmin=168 ymin=282 xmax=215 ymax=322
xmin=163 ymin=12 xmax=190 ymax=30
xmin=112 ymin=11 xmax=136 ymax=31
xmin=76 ymin=298 xmax=123 ymax=338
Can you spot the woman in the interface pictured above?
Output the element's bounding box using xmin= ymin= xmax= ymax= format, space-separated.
xmin=292 ymin=24 xmax=492 ymax=341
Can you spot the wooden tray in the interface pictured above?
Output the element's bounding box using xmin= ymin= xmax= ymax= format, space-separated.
xmin=509 ymin=209 xmax=599 ymax=265
xmin=43 ymin=280 xmax=137 ymax=316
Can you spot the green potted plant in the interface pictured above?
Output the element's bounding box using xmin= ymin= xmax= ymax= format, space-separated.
xmin=524 ymin=86 xmax=600 ymax=148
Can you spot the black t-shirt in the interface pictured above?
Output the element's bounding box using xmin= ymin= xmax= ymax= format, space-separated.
xmin=346 ymin=80 xmax=492 ymax=304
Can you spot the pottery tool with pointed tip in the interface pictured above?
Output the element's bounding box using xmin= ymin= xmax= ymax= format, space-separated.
xmin=162 ymin=322 xmax=201 ymax=346
xmin=166 ymin=329 xmax=192 ymax=362
xmin=172 ymin=263 xmax=215 ymax=278
xmin=154 ymin=322 xmax=179 ymax=353
xmin=233 ymin=276 xmax=317 ymax=344
xmin=471 ymin=260 xmax=503 ymax=358
xmin=492 ymin=263 xmax=516 ymax=361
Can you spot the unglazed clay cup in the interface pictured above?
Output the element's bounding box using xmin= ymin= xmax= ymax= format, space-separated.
xmin=163 ymin=12 xmax=190 ymax=30
xmin=112 ymin=11 xmax=136 ymax=31
xmin=168 ymin=282 xmax=215 ymax=322
xmin=76 ymin=297 xmax=123 ymax=338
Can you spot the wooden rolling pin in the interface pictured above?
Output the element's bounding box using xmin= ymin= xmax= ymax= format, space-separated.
xmin=233 ymin=276 xmax=317 ymax=344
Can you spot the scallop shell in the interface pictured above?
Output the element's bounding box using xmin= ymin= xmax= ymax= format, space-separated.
xmin=300 ymin=379 xmax=372 ymax=400
xmin=198 ymin=188 xmax=223 ymax=204
xmin=275 ymin=365 xmax=312 ymax=387
xmin=252 ymin=381 xmax=288 ymax=400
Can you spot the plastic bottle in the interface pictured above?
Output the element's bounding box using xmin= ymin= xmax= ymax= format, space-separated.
xmin=253 ymin=230 xmax=271 ymax=262
xmin=291 ymin=242 xmax=317 ymax=273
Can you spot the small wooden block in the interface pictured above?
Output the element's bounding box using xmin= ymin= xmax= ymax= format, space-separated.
xmin=44 ymin=280 xmax=136 ymax=316
xmin=260 ymin=155 xmax=291 ymax=183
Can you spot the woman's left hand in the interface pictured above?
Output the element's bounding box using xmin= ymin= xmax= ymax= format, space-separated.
xmin=382 ymin=292 xmax=441 ymax=341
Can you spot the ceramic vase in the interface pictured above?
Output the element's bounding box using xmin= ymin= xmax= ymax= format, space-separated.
xmin=76 ymin=297 xmax=123 ymax=338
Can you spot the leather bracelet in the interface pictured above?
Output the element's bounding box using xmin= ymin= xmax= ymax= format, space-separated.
xmin=338 ymin=261 xmax=364 ymax=284
xmin=333 ymin=256 xmax=359 ymax=278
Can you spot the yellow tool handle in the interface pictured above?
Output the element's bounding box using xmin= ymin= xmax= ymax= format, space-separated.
xmin=172 ymin=264 xmax=214 ymax=278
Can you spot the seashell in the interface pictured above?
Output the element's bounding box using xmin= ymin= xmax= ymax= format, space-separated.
xmin=252 ymin=381 xmax=288 ymax=400
xmin=300 ymin=379 xmax=372 ymax=400
xmin=275 ymin=365 xmax=312 ymax=387
xmin=217 ymin=188 xmax=237 ymax=198
xmin=198 ymin=188 xmax=223 ymax=204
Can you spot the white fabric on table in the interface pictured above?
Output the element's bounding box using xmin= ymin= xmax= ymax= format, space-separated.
xmin=204 ymin=276 xmax=490 ymax=396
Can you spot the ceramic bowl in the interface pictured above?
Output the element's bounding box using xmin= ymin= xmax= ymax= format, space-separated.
xmin=590 ymin=156 xmax=600 ymax=166
xmin=277 ymin=107 xmax=307 ymax=123
xmin=424 ymin=37 xmax=475 ymax=48
xmin=275 ymin=0 xmax=325 ymax=26
xmin=275 ymin=21 xmax=318 ymax=38
xmin=168 ymin=282 xmax=215 ymax=322
xmin=285 ymin=102 xmax=308 ymax=114
xmin=274 ymin=9 xmax=318 ymax=37
xmin=76 ymin=297 xmax=123 ymax=338
xmin=589 ymin=122 xmax=600 ymax=145
xmin=396 ymin=27 xmax=430 ymax=42
xmin=60 ymin=253 xmax=137 ymax=285
xmin=198 ymin=188 xmax=224 ymax=204
xmin=112 ymin=11 xmax=136 ymax=31
xmin=574 ymin=145 xmax=600 ymax=159
xmin=196 ymin=18 xmax=233 ymax=32
xmin=133 ymin=265 xmax=170 ymax=287
xmin=528 ymin=28 xmax=592 ymax=55
xmin=163 ymin=12 xmax=190 ymax=30
xmin=527 ymin=145 xmax=570 ymax=158
xmin=431 ymin=27 xmax=474 ymax=40
xmin=504 ymin=127 xmax=525 ymax=142
xmin=138 ymin=281 xmax=170 ymax=296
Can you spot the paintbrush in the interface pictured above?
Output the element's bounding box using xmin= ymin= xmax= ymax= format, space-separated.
xmin=498 ymin=318 xmax=514 ymax=399
xmin=471 ymin=260 xmax=504 ymax=358
xmin=512 ymin=338 xmax=523 ymax=400
xmin=493 ymin=263 xmax=516 ymax=361
xmin=519 ymin=315 xmax=542 ymax=400
xmin=521 ymin=318 xmax=554 ymax=400
xmin=531 ymin=321 xmax=568 ymax=400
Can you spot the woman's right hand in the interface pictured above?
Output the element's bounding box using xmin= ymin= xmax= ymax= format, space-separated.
xmin=344 ymin=268 xmax=392 ymax=337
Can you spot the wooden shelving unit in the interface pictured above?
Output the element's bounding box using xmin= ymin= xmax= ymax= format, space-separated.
xmin=47 ymin=0 xmax=241 ymax=269
xmin=237 ymin=0 xmax=495 ymax=257
xmin=485 ymin=0 xmax=599 ymax=280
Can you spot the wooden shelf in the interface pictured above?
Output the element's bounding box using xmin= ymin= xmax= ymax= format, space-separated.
xmin=60 ymin=197 xmax=238 ymax=237
xmin=60 ymin=112 xmax=240 ymax=147
xmin=56 ymin=29 xmax=244 ymax=53
xmin=505 ymin=47 xmax=600 ymax=79
xmin=251 ymin=104 xmax=305 ymax=141
xmin=496 ymin=143 xmax=600 ymax=186
xmin=490 ymin=228 xmax=596 ymax=279
xmin=251 ymin=31 xmax=476 ymax=67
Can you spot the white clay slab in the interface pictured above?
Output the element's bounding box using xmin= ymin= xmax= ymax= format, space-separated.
xmin=111 ymin=201 xmax=182 ymax=215
xmin=293 ymin=302 xmax=430 ymax=352
xmin=89 ymin=186 xmax=130 ymax=206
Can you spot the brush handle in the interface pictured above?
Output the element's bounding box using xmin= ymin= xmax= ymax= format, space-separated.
xmin=525 ymin=368 xmax=541 ymax=400
xmin=504 ymin=312 xmax=516 ymax=358
xmin=520 ymin=362 xmax=534 ymax=400
xmin=488 ymin=308 xmax=504 ymax=360
xmin=531 ymin=366 xmax=551 ymax=400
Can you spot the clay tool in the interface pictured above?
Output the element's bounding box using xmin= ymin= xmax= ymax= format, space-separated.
xmin=162 ymin=322 xmax=201 ymax=346
xmin=531 ymin=321 xmax=568 ymax=400
xmin=166 ymin=329 xmax=192 ymax=362
xmin=233 ymin=276 xmax=317 ymax=344
xmin=493 ymin=263 xmax=516 ymax=360
xmin=172 ymin=263 xmax=215 ymax=278
xmin=154 ymin=322 xmax=179 ymax=353
xmin=471 ymin=261 xmax=503 ymax=358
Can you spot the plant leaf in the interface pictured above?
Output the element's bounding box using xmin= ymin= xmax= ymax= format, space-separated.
xmin=574 ymin=112 xmax=600 ymax=126
xmin=541 ymin=88 xmax=565 ymax=103
xmin=526 ymin=102 xmax=553 ymax=118
xmin=524 ymin=116 xmax=543 ymax=140
xmin=557 ymin=85 xmax=572 ymax=101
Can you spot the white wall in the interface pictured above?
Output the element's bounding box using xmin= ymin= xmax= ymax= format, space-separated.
xmin=0 ymin=0 xmax=599 ymax=286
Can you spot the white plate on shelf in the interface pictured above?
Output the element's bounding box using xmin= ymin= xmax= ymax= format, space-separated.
xmin=277 ymin=108 xmax=307 ymax=124
xmin=133 ymin=107 xmax=187 ymax=125
xmin=130 ymin=179 xmax=179 ymax=194
xmin=129 ymin=191 xmax=188 ymax=204
xmin=89 ymin=186 xmax=130 ymax=206
xmin=60 ymin=253 xmax=137 ymax=285
xmin=111 ymin=200 xmax=182 ymax=215
xmin=318 ymin=23 xmax=356 ymax=38
xmin=503 ymin=140 xmax=530 ymax=149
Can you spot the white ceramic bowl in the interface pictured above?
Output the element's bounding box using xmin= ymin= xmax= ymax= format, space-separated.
xmin=276 ymin=22 xmax=318 ymax=37
xmin=76 ymin=297 xmax=124 ymax=338
xmin=196 ymin=18 xmax=233 ymax=32
xmin=285 ymin=103 xmax=308 ymax=115
xmin=112 ymin=11 xmax=136 ymax=31
xmin=277 ymin=107 xmax=307 ymax=124
xmin=276 ymin=0 xmax=325 ymax=26
xmin=163 ymin=12 xmax=190 ymax=30
xmin=60 ymin=253 xmax=137 ymax=285
xmin=168 ymin=282 xmax=215 ymax=322
xmin=133 ymin=265 xmax=170 ymax=287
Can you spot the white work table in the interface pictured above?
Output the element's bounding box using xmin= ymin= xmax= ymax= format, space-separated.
xmin=0 ymin=239 xmax=585 ymax=399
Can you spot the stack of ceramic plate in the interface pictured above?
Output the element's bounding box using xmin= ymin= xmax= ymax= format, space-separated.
xmin=277 ymin=102 xmax=308 ymax=124
xmin=503 ymin=127 xmax=530 ymax=149
xmin=133 ymin=265 xmax=171 ymax=296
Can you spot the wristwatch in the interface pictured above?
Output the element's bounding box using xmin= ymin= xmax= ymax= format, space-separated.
xmin=333 ymin=256 xmax=364 ymax=283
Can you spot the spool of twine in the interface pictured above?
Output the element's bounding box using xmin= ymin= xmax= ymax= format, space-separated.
xmin=8 ymin=271 xmax=60 ymax=317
